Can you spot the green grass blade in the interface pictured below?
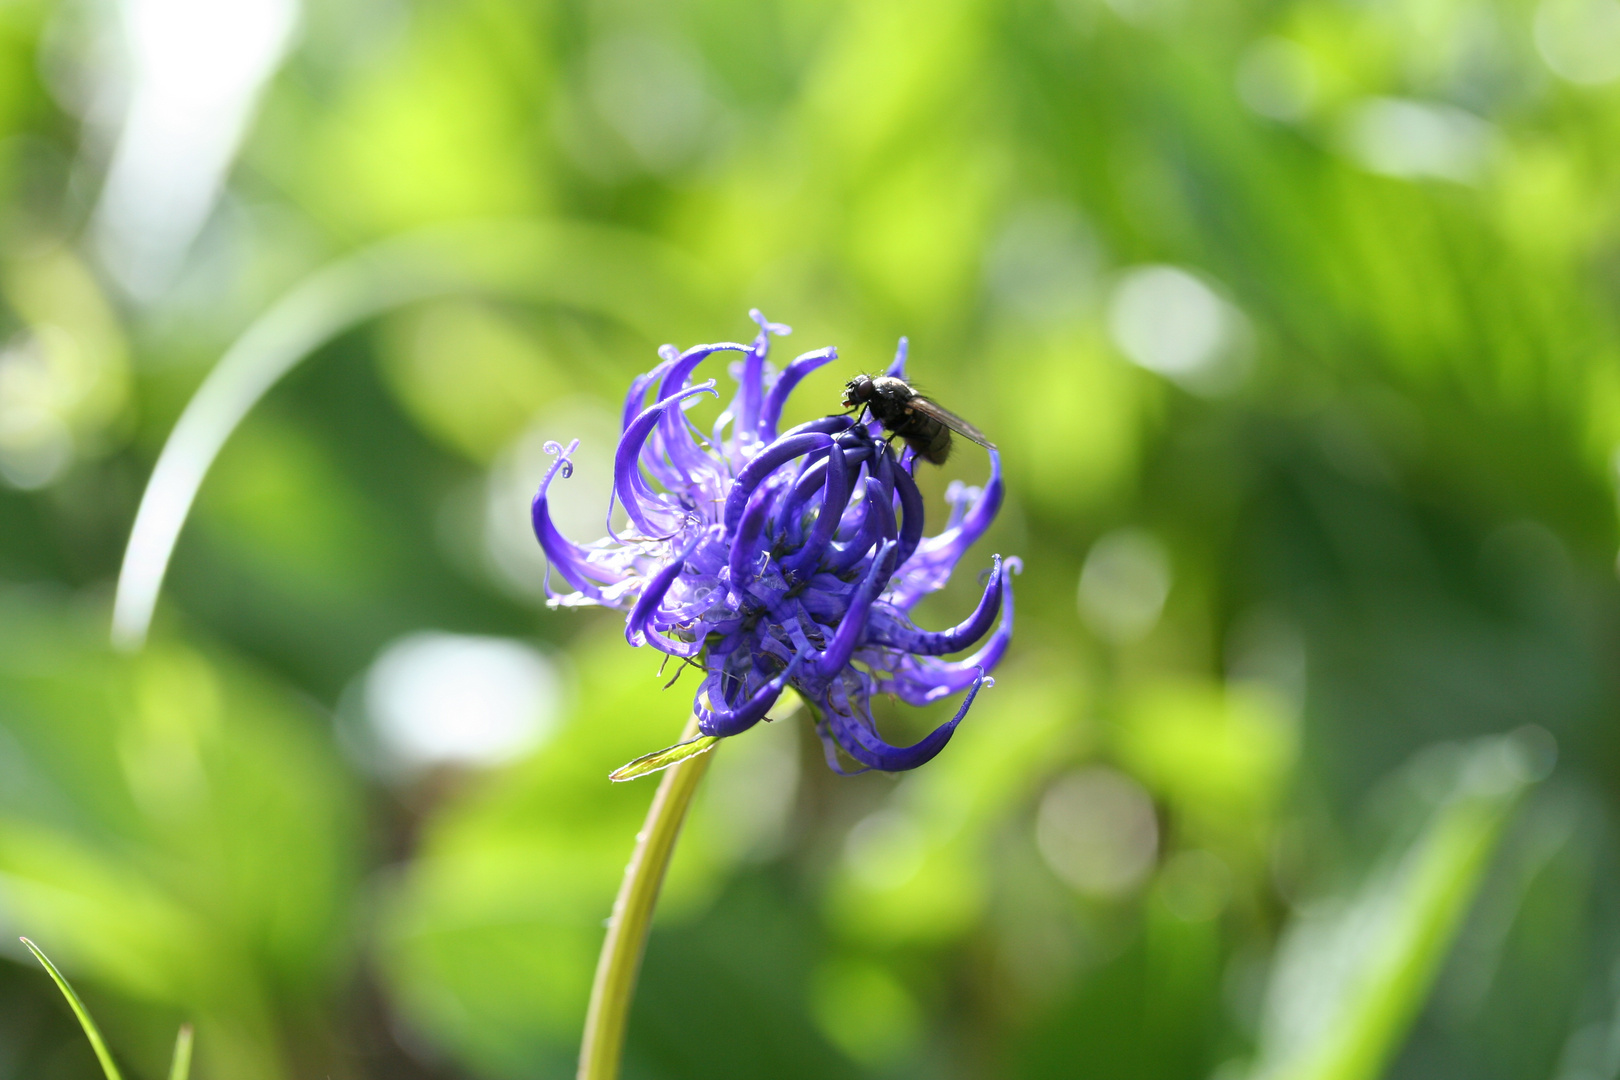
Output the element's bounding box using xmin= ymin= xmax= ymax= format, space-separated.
xmin=167 ymin=1024 xmax=194 ymax=1080
xmin=19 ymin=937 xmax=124 ymax=1080
xmin=1250 ymin=732 xmax=1549 ymax=1080
xmin=609 ymin=734 xmax=719 ymax=782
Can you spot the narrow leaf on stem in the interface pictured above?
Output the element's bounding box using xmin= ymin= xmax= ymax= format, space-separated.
xmin=610 ymin=734 xmax=719 ymax=782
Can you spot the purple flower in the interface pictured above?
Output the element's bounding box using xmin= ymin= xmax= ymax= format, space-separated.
xmin=531 ymin=311 xmax=1014 ymax=773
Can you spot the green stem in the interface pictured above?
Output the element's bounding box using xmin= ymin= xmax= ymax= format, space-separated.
xmin=577 ymin=716 xmax=714 ymax=1080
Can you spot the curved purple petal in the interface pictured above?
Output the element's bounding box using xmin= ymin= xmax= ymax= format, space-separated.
xmin=952 ymin=555 xmax=1017 ymax=671
xmin=784 ymin=413 xmax=858 ymax=440
xmin=627 ymin=533 xmax=708 ymax=657
xmin=825 ymin=672 xmax=989 ymax=771
xmin=826 ymin=477 xmax=897 ymax=574
xmin=813 ymin=711 xmax=871 ymax=776
xmin=732 ymin=309 xmax=790 ymax=438
xmin=815 ymin=541 xmax=897 ymax=678
xmin=760 ymin=346 xmax=838 ymax=440
xmin=652 ymin=343 xmax=749 ymax=484
xmin=886 ymin=336 xmax=909 ymax=379
xmin=783 ymin=445 xmax=850 ymax=580
xmin=722 ymin=431 xmax=834 ymax=531
xmin=892 ymin=454 xmax=925 ymax=570
xmin=657 ymin=342 xmax=750 ymax=404
xmin=889 ymin=448 xmax=1004 ymax=611
xmin=775 ymin=454 xmax=833 ymax=543
xmin=532 ymin=440 xmax=620 ymax=602
xmin=870 ymin=555 xmax=1004 ymax=656
xmin=876 ymin=561 xmax=1017 ymax=705
xmin=622 ymin=355 xmax=675 ymax=432
xmin=696 ymin=653 xmax=803 ymax=737
xmin=727 ymin=487 xmax=773 ymax=602
xmin=613 ymin=381 xmax=718 ymax=538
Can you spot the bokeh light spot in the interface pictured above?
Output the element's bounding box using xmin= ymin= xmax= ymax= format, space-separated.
xmin=1079 ymin=527 xmax=1171 ymax=644
xmin=1341 ymin=98 xmax=1494 ymax=184
xmin=1535 ymin=0 xmax=1620 ymax=84
xmin=1036 ymin=766 xmax=1159 ymax=898
xmin=1107 ymin=265 xmax=1248 ymax=390
xmin=983 ymin=201 xmax=1102 ymax=325
xmin=587 ymin=34 xmax=717 ymax=174
xmin=810 ymin=958 xmax=923 ymax=1067
xmin=1236 ymin=37 xmax=1318 ymax=122
xmin=365 ymin=632 xmax=563 ymax=771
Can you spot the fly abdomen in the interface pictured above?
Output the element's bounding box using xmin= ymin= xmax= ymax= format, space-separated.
xmin=894 ymin=410 xmax=952 ymax=463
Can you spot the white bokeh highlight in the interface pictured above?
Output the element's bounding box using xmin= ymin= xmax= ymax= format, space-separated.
xmin=365 ymin=632 xmax=563 ymax=771
xmin=1108 ymin=265 xmax=1250 ymax=391
xmin=1341 ymin=98 xmax=1494 ymax=185
xmin=1536 ymin=0 xmax=1620 ymax=85
xmin=844 ymin=809 xmax=927 ymax=891
xmin=0 ymin=332 xmax=76 ymax=490
xmin=1036 ymin=767 xmax=1159 ymax=898
xmin=1079 ymin=527 xmax=1172 ymax=645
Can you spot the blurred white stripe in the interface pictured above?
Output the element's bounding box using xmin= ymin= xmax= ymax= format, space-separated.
xmin=92 ymin=0 xmax=300 ymax=300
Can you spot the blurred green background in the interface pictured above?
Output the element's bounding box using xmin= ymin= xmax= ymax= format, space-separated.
xmin=0 ymin=0 xmax=1616 ymax=1076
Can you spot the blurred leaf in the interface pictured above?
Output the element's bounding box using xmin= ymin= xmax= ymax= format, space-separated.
xmin=1247 ymin=733 xmax=1545 ymax=1080
xmin=111 ymin=217 xmax=723 ymax=652
xmin=2 ymin=243 xmax=130 ymax=449
xmin=0 ymin=0 xmax=49 ymax=144
xmin=990 ymin=327 xmax=1148 ymax=516
xmin=168 ymin=1024 xmax=193 ymax=1080
xmin=0 ymin=590 xmax=362 ymax=1080
xmin=201 ymin=415 xmax=395 ymax=600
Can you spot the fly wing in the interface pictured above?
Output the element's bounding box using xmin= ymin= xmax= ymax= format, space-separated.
xmin=911 ymin=396 xmax=997 ymax=450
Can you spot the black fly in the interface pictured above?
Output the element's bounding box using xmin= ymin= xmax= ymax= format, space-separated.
xmin=842 ymin=375 xmax=996 ymax=465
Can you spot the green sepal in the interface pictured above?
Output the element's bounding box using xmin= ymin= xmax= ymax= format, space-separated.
xmin=610 ymin=735 xmax=720 ymax=782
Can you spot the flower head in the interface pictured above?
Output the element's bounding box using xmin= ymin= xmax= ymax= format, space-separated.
xmin=532 ymin=311 xmax=1014 ymax=773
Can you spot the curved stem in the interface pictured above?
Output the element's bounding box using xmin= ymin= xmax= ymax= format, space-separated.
xmin=111 ymin=242 xmax=454 ymax=651
xmin=110 ymin=219 xmax=714 ymax=651
xmin=578 ymin=715 xmax=714 ymax=1080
